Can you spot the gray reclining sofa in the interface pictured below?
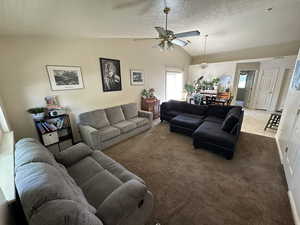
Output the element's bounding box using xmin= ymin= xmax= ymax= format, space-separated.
xmin=79 ymin=103 xmax=153 ymax=150
xmin=15 ymin=138 xmax=153 ymax=225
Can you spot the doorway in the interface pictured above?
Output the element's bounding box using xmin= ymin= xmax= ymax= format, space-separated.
xmin=165 ymin=71 xmax=183 ymax=101
xmin=236 ymin=70 xmax=256 ymax=107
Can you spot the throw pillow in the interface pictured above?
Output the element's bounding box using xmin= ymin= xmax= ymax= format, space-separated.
xmin=221 ymin=115 xmax=239 ymax=133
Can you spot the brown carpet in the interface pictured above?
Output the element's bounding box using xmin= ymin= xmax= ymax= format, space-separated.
xmin=105 ymin=123 xmax=294 ymax=225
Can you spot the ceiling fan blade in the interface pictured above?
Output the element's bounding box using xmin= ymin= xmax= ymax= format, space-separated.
xmin=175 ymin=30 xmax=200 ymax=38
xmin=133 ymin=38 xmax=160 ymax=41
xmin=171 ymin=39 xmax=189 ymax=47
xmin=155 ymin=27 xmax=167 ymax=37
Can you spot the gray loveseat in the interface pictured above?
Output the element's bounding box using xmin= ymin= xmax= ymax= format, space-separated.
xmin=79 ymin=103 xmax=153 ymax=150
xmin=15 ymin=138 xmax=153 ymax=225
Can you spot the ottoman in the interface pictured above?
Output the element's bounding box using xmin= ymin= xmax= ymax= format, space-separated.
xmin=170 ymin=114 xmax=203 ymax=136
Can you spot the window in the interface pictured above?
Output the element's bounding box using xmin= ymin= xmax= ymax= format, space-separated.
xmin=166 ymin=71 xmax=183 ymax=101
xmin=0 ymin=105 xmax=9 ymax=133
xmin=238 ymin=74 xmax=247 ymax=88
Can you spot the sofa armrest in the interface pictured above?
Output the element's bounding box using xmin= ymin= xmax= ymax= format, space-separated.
xmin=30 ymin=200 xmax=104 ymax=225
xmin=96 ymin=180 xmax=147 ymax=225
xmin=55 ymin=143 xmax=93 ymax=167
xmin=79 ymin=124 xmax=100 ymax=150
xmin=138 ymin=110 xmax=153 ymax=123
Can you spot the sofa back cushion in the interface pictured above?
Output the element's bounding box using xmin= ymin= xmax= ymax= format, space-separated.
xmin=15 ymin=162 xmax=96 ymax=218
xmin=80 ymin=109 xmax=110 ymax=129
xmin=206 ymin=105 xmax=230 ymax=118
xmin=221 ymin=115 xmax=239 ymax=133
xmin=105 ymin=106 xmax=125 ymax=124
xmin=183 ymin=103 xmax=208 ymax=116
xmin=15 ymin=138 xmax=56 ymax=169
xmin=121 ymin=103 xmax=138 ymax=119
xmin=167 ymin=100 xmax=186 ymax=112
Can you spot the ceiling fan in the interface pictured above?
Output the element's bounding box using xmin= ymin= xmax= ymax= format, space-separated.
xmin=135 ymin=6 xmax=200 ymax=51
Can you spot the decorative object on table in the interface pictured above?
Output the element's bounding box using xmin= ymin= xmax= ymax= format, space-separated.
xmin=134 ymin=7 xmax=200 ymax=51
xmin=46 ymin=65 xmax=84 ymax=91
xmin=27 ymin=107 xmax=47 ymax=121
xmin=193 ymin=93 xmax=203 ymax=105
xmin=45 ymin=96 xmax=60 ymax=109
xmin=141 ymin=88 xmax=156 ymax=99
xmin=130 ymin=70 xmax=144 ymax=85
xmin=33 ymin=113 xmax=74 ymax=151
xmin=99 ymin=58 xmax=122 ymax=92
xmin=292 ymin=60 xmax=300 ymax=91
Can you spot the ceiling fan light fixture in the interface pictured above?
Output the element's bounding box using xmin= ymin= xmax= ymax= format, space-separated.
xmin=200 ymin=62 xmax=208 ymax=69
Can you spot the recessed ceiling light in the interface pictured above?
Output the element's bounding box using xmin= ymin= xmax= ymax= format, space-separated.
xmin=265 ymin=7 xmax=273 ymax=12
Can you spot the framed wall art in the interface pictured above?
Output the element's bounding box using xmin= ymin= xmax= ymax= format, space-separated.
xmin=130 ymin=70 xmax=145 ymax=86
xmin=46 ymin=65 xmax=84 ymax=91
xmin=99 ymin=58 xmax=122 ymax=92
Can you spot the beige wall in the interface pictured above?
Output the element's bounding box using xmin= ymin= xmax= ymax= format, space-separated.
xmin=192 ymin=40 xmax=300 ymax=64
xmin=0 ymin=37 xmax=191 ymax=140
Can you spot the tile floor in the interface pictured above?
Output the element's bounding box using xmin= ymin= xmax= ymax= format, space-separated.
xmin=242 ymin=108 xmax=277 ymax=137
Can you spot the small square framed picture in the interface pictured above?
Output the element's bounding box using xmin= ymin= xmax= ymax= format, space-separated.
xmin=46 ymin=65 xmax=84 ymax=91
xmin=130 ymin=70 xmax=144 ymax=86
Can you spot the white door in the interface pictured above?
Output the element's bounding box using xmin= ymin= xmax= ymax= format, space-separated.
xmin=278 ymin=69 xmax=293 ymax=110
xmin=285 ymin=109 xmax=300 ymax=184
xmin=255 ymin=68 xmax=279 ymax=110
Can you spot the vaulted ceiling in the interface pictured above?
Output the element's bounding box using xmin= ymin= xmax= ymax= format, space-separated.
xmin=0 ymin=0 xmax=300 ymax=56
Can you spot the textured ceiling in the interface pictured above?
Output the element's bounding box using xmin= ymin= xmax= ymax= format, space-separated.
xmin=0 ymin=0 xmax=300 ymax=56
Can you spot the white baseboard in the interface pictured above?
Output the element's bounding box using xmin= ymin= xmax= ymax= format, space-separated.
xmin=275 ymin=136 xmax=283 ymax=164
xmin=288 ymin=190 xmax=300 ymax=225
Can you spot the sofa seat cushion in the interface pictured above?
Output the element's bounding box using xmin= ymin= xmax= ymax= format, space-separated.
xmin=80 ymin=170 xmax=123 ymax=208
xmin=91 ymin=151 xmax=145 ymax=184
xmin=67 ymin=156 xmax=105 ymax=186
xmin=113 ymin=121 xmax=137 ymax=133
xmin=171 ymin=115 xmax=203 ymax=130
xmin=79 ymin=109 xmax=110 ymax=129
xmin=204 ymin=116 xmax=224 ymax=124
xmin=105 ymin=106 xmax=126 ymax=124
xmin=129 ymin=117 xmax=149 ymax=127
xmin=121 ymin=103 xmax=138 ymax=120
xmin=98 ymin=126 xmax=121 ymax=142
xmin=193 ymin=121 xmax=236 ymax=148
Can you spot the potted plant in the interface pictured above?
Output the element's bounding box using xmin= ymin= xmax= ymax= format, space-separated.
xmin=212 ymin=78 xmax=220 ymax=90
xmin=141 ymin=88 xmax=156 ymax=99
xmin=27 ymin=107 xmax=46 ymax=121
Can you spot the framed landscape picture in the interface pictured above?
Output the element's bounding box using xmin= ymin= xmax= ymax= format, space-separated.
xmin=130 ymin=70 xmax=144 ymax=86
xmin=46 ymin=65 xmax=84 ymax=91
xmin=100 ymin=58 xmax=122 ymax=92
xmin=292 ymin=60 xmax=300 ymax=91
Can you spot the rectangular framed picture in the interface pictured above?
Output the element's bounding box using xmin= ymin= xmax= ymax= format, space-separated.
xmin=130 ymin=70 xmax=145 ymax=86
xmin=46 ymin=65 xmax=84 ymax=91
xmin=292 ymin=60 xmax=300 ymax=91
xmin=99 ymin=58 xmax=122 ymax=92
